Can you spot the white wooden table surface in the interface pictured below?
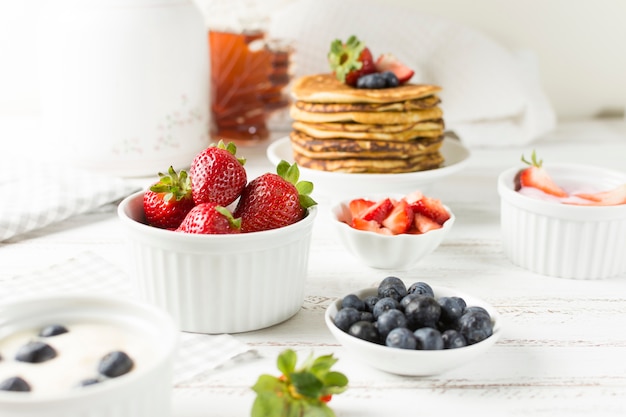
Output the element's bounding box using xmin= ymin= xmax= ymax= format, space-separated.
xmin=1 ymin=118 xmax=626 ymax=416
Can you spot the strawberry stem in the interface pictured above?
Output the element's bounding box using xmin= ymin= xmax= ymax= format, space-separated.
xmin=327 ymin=35 xmax=365 ymax=83
xmin=521 ymin=150 xmax=543 ymax=168
xmin=149 ymin=166 xmax=191 ymax=203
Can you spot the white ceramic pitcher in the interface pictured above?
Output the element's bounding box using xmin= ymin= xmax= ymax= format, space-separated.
xmin=37 ymin=0 xmax=210 ymax=177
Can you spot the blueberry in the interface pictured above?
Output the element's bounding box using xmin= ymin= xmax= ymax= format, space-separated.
xmin=400 ymin=293 xmax=425 ymax=310
xmin=441 ymin=329 xmax=467 ymax=349
xmin=362 ymin=295 xmax=380 ymax=313
xmin=98 ymin=351 xmax=134 ymax=378
xmin=333 ymin=307 xmax=362 ymax=332
xmin=77 ymin=377 xmax=101 ymax=387
xmin=0 ymin=376 xmax=31 ymax=392
xmin=404 ymin=296 xmax=441 ymax=330
xmin=407 ymin=282 xmax=434 ymax=297
xmin=380 ymin=71 xmax=399 ymax=87
xmin=341 ymin=294 xmax=365 ymax=311
xmin=348 ymin=321 xmax=380 ymax=344
xmin=15 ymin=341 xmax=57 ymax=363
xmin=438 ymin=297 xmax=466 ymax=324
xmin=385 ymin=327 xmax=417 ymax=350
xmin=458 ymin=310 xmax=493 ymax=345
xmin=414 ymin=327 xmax=444 ymax=350
xmin=372 ymin=297 xmax=401 ymax=320
xmin=376 ymin=309 xmax=408 ymax=340
xmin=39 ymin=324 xmax=69 ymax=337
xmin=360 ymin=311 xmax=375 ymax=322
xmin=464 ymin=306 xmax=490 ymax=317
xmin=356 ymin=72 xmax=387 ymax=89
xmin=377 ymin=276 xmax=407 ymax=302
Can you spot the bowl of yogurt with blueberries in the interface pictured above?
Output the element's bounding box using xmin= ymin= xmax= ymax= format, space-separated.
xmin=0 ymin=295 xmax=178 ymax=417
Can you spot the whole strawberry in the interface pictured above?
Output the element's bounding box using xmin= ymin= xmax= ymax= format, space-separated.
xmin=328 ymin=35 xmax=377 ymax=87
xmin=234 ymin=161 xmax=317 ymax=233
xmin=176 ymin=203 xmax=241 ymax=234
xmin=143 ymin=166 xmax=195 ymax=230
xmin=189 ymin=140 xmax=247 ymax=207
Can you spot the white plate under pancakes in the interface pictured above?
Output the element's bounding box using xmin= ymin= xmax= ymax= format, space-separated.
xmin=266 ymin=136 xmax=470 ymax=198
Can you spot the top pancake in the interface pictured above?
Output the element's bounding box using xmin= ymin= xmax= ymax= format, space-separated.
xmin=291 ymin=73 xmax=442 ymax=104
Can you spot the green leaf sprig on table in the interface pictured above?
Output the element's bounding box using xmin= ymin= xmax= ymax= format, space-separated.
xmin=251 ymin=349 xmax=349 ymax=417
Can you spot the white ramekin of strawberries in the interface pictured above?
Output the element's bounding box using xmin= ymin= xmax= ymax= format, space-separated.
xmin=498 ymin=151 xmax=626 ymax=279
xmin=117 ymin=141 xmax=317 ymax=334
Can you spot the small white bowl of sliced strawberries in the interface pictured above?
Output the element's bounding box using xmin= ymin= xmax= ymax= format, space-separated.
xmin=331 ymin=191 xmax=455 ymax=270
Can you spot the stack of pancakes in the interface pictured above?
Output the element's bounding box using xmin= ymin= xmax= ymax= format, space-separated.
xmin=288 ymin=73 xmax=445 ymax=173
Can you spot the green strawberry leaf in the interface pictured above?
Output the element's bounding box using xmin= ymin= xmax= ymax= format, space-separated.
xmin=299 ymin=194 xmax=317 ymax=210
xmin=296 ymin=180 xmax=314 ymax=197
xmin=277 ymin=349 xmax=297 ymax=376
xmin=276 ymin=160 xmax=292 ymax=180
xmin=309 ymin=354 xmax=338 ymax=374
xmin=321 ymin=372 xmax=349 ymax=394
xmin=290 ymin=371 xmax=323 ymax=398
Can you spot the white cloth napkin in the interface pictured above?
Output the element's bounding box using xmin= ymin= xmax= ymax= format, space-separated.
xmin=0 ymin=251 xmax=258 ymax=385
xmin=0 ymin=161 xmax=140 ymax=242
xmin=268 ymin=0 xmax=556 ymax=148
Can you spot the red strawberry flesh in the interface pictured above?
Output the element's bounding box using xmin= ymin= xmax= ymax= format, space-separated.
xmin=361 ymin=198 xmax=394 ymax=223
xmin=190 ymin=142 xmax=247 ymax=207
xmin=381 ymin=199 xmax=414 ymax=234
xmin=374 ymin=53 xmax=415 ymax=84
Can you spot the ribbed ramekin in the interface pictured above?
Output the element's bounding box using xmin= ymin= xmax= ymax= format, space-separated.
xmin=498 ymin=164 xmax=626 ymax=279
xmin=117 ymin=191 xmax=317 ymax=333
xmin=0 ymin=295 xmax=178 ymax=417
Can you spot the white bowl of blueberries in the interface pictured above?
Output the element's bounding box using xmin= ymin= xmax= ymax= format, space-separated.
xmin=325 ymin=276 xmax=502 ymax=376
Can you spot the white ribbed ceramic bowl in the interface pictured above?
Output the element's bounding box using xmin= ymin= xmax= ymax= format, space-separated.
xmin=330 ymin=197 xmax=454 ymax=270
xmin=498 ymin=164 xmax=626 ymax=279
xmin=0 ymin=295 xmax=178 ymax=417
xmin=325 ymin=286 xmax=501 ymax=376
xmin=117 ymin=191 xmax=317 ymax=334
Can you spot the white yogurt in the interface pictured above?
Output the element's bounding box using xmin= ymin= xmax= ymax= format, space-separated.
xmin=0 ymin=322 xmax=157 ymax=395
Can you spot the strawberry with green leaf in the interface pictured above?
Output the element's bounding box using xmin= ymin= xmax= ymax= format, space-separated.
xmin=143 ymin=166 xmax=195 ymax=230
xmin=189 ymin=140 xmax=247 ymax=207
xmin=328 ymin=35 xmax=377 ymax=87
xmin=234 ymin=161 xmax=317 ymax=233
xmin=251 ymin=349 xmax=349 ymax=417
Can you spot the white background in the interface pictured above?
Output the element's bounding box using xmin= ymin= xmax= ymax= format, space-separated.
xmin=1 ymin=0 xmax=625 ymax=120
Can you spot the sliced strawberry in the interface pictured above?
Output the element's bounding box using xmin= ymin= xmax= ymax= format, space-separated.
xmin=381 ymin=199 xmax=414 ymax=234
xmin=413 ymin=213 xmax=442 ymax=234
xmin=517 ymin=151 xmax=568 ymax=198
xmin=360 ymin=198 xmax=394 ymax=224
xmin=374 ymin=53 xmax=415 ymax=84
xmin=328 ymin=36 xmax=377 ymax=87
xmin=410 ymin=196 xmax=451 ymax=225
xmin=352 ymin=218 xmax=393 ymax=235
xmin=574 ymin=184 xmax=626 ymax=206
xmin=403 ymin=190 xmax=424 ymax=205
xmin=348 ymin=198 xmax=375 ymax=220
